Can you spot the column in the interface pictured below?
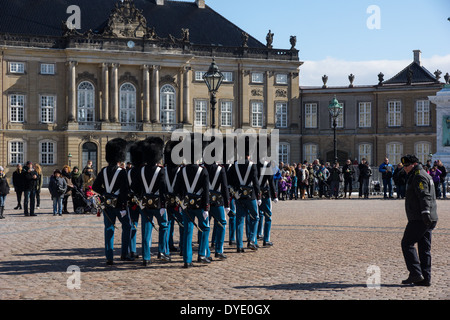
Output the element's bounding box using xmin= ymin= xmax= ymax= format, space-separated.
xmin=101 ymin=63 xmax=110 ymax=122
xmin=142 ymin=64 xmax=150 ymax=123
xmin=110 ymin=63 xmax=119 ymax=123
xmin=183 ymin=66 xmax=191 ymax=124
xmin=67 ymin=61 xmax=78 ymax=122
xmin=151 ymin=65 xmax=160 ymax=123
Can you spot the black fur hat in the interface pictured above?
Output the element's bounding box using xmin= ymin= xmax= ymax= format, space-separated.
xmin=129 ymin=140 xmax=145 ymax=167
xmin=105 ymin=138 xmax=127 ymax=164
xmin=164 ymin=139 xmax=179 ymax=167
xmin=143 ymin=136 xmax=164 ymax=165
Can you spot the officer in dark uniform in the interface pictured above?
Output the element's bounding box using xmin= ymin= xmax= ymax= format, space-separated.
xmin=257 ymin=159 xmax=278 ymax=247
xmin=400 ymin=154 xmax=438 ymax=286
xmin=92 ymin=138 xmax=132 ymax=265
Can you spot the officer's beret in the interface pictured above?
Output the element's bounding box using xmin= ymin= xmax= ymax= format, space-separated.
xmin=105 ymin=138 xmax=127 ymax=164
xmin=401 ymin=154 xmax=419 ymax=166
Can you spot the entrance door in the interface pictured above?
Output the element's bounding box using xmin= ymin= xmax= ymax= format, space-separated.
xmin=82 ymin=142 xmax=98 ymax=174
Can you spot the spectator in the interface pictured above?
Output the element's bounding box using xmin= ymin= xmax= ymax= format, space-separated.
xmin=83 ymin=166 xmax=96 ymax=191
xmin=0 ymin=166 xmax=10 ymax=219
xmin=329 ymin=162 xmax=342 ymax=199
xmin=278 ymin=172 xmax=288 ymax=200
xmin=34 ymin=163 xmax=43 ymax=210
xmin=379 ymin=157 xmax=394 ymax=198
xmin=436 ymin=160 xmax=447 ymax=199
xmin=299 ymin=164 xmax=309 ymax=199
xmin=429 ymin=164 xmax=442 ymax=197
xmin=61 ymin=165 xmax=73 ymax=214
xmin=317 ymin=163 xmax=330 ymax=198
xmin=358 ymin=158 xmax=372 ymax=199
xmin=342 ymin=159 xmax=355 ymax=198
xmin=48 ymin=169 xmax=67 ymax=216
xmin=22 ymin=161 xmax=38 ymax=216
xmin=289 ymin=166 xmax=297 ymax=200
xmin=307 ymin=164 xmax=315 ymax=198
xmin=12 ymin=164 xmax=24 ymax=210
xmin=393 ymin=162 xmax=407 ymax=199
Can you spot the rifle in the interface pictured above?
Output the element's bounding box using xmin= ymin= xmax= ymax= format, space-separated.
xmin=133 ymin=195 xmax=159 ymax=232
xmin=176 ymin=196 xmax=202 ymax=233
xmin=96 ymin=197 xmax=118 ymax=230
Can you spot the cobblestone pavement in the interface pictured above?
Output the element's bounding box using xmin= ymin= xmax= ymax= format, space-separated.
xmin=0 ymin=190 xmax=448 ymax=301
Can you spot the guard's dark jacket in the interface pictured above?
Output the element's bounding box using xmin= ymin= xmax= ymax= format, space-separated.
xmin=228 ymin=160 xmax=261 ymax=200
xmin=92 ymin=165 xmax=129 ymax=209
xmin=132 ymin=164 xmax=166 ymax=209
xmin=405 ymin=164 xmax=438 ymax=223
xmin=204 ymin=163 xmax=230 ymax=208
xmin=174 ymin=164 xmax=210 ymax=211
xmin=258 ymin=161 xmax=277 ymax=200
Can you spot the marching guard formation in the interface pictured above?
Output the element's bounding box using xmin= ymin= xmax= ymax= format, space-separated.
xmin=92 ymin=135 xmax=278 ymax=268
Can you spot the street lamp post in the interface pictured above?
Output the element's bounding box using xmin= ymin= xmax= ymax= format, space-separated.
xmin=328 ymin=96 xmax=343 ymax=164
xmin=203 ymin=58 xmax=224 ymax=131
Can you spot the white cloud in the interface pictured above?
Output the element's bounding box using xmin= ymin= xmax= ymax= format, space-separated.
xmin=299 ymin=54 xmax=450 ymax=87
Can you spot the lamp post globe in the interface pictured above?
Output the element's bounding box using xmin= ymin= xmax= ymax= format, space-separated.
xmin=203 ymin=58 xmax=224 ymax=130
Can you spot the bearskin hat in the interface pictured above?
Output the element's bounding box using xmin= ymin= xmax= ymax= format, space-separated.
xmin=129 ymin=140 xmax=145 ymax=167
xmin=143 ymin=136 xmax=164 ymax=165
xmin=164 ymin=139 xmax=179 ymax=167
xmin=105 ymin=138 xmax=127 ymax=164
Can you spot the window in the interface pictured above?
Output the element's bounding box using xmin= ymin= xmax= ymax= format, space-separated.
xmin=276 ymin=102 xmax=288 ymax=128
xmin=222 ymin=72 xmax=233 ymax=82
xmin=388 ymin=101 xmax=401 ymax=127
xmin=415 ymin=142 xmax=431 ymax=165
xmin=251 ymin=72 xmax=263 ymax=83
xmin=416 ymin=100 xmax=430 ymax=126
xmin=358 ymin=143 xmax=372 ymax=165
xmin=330 ymin=103 xmax=344 ymax=128
xmin=160 ymin=84 xmax=176 ymax=124
xmin=77 ymin=81 xmax=95 ymax=122
xmin=251 ymin=101 xmax=263 ymax=127
xmin=9 ymin=141 xmax=25 ymax=165
xmin=40 ymin=95 xmax=55 ymax=123
xmin=276 ymin=74 xmax=288 ymax=84
xmin=304 ymin=103 xmax=317 ymax=128
xmin=195 ymin=71 xmax=206 ymax=81
xmin=194 ymin=100 xmax=208 ymax=126
xmin=40 ymin=140 xmax=56 ymax=165
xmin=386 ymin=142 xmax=403 ymax=165
xmin=221 ymin=101 xmax=232 ymax=127
xmin=120 ymin=83 xmax=136 ymax=124
xmin=304 ymin=144 xmax=318 ymax=164
xmin=279 ymin=143 xmax=290 ymax=164
xmin=10 ymin=94 xmax=25 ymax=123
xmin=9 ymin=62 xmax=25 ymax=74
xmin=40 ymin=63 xmax=55 ymax=75
xmin=359 ymin=102 xmax=371 ymax=128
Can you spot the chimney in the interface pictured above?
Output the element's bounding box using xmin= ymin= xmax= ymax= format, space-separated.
xmin=413 ymin=50 xmax=421 ymax=66
xmin=196 ymin=0 xmax=205 ymax=9
xmin=155 ymin=0 xmax=164 ymax=5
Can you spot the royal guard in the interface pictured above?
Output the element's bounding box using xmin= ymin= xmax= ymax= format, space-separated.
xmin=174 ymin=133 xmax=210 ymax=268
xmin=92 ymin=138 xmax=132 ymax=265
xmin=137 ymin=137 xmax=169 ymax=266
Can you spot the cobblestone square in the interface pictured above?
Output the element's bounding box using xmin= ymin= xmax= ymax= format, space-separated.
xmin=0 ymin=190 xmax=448 ymax=301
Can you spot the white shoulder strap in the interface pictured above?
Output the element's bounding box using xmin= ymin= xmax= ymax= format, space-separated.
xmin=209 ymin=166 xmax=222 ymax=192
xmin=183 ymin=166 xmax=202 ymax=194
xmin=141 ymin=166 xmax=161 ymax=195
xmin=165 ymin=167 xmax=180 ymax=193
xmin=258 ymin=161 xmax=269 ymax=186
xmin=236 ymin=161 xmax=253 ymax=186
xmin=104 ymin=167 xmax=122 ymax=194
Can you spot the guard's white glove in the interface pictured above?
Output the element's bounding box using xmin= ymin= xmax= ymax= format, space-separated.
xmin=225 ymin=207 xmax=230 ymax=215
xmin=160 ymin=208 xmax=166 ymax=217
xmin=203 ymin=210 xmax=209 ymax=220
xmin=257 ymin=199 xmax=262 ymax=206
xmin=273 ymin=198 xmax=278 ymax=203
xmin=120 ymin=210 xmax=127 ymax=218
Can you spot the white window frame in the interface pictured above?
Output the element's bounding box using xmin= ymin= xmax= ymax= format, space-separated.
xmin=251 ymin=101 xmax=263 ymax=127
xmin=9 ymin=94 xmax=25 ymax=123
xmin=416 ymin=100 xmax=430 ymax=127
xmin=358 ymin=102 xmax=371 ymax=128
xmin=358 ymin=143 xmax=372 ymax=165
xmin=304 ymin=103 xmax=317 ymax=128
xmin=279 ymin=143 xmax=290 ymax=164
xmin=9 ymin=140 xmax=26 ymax=165
xmin=119 ymin=83 xmax=137 ymax=124
xmin=222 ymin=72 xmax=233 ymax=83
xmin=40 ymin=95 xmax=56 ymax=123
xmin=220 ymin=100 xmax=233 ymax=127
xmin=40 ymin=63 xmax=55 ymax=75
xmin=195 ymin=71 xmax=206 ymax=81
xmin=251 ymin=72 xmax=264 ymax=84
xmin=275 ymin=73 xmax=288 ymax=84
xmin=276 ymin=102 xmax=288 ymax=128
xmin=77 ymin=81 xmax=95 ymax=122
xmin=415 ymin=142 xmax=431 ymax=165
xmin=388 ymin=100 xmax=402 ymax=127
xmin=194 ymin=99 xmax=208 ymax=127
xmin=303 ymin=144 xmax=318 ymax=164
xmin=9 ymin=62 xmax=25 ymax=74
xmin=160 ymin=84 xmax=176 ymax=124
xmin=39 ymin=140 xmax=57 ymax=165
xmin=386 ymin=142 xmax=403 ymax=165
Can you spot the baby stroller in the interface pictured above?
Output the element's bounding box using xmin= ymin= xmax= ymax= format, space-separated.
xmin=73 ymin=187 xmax=100 ymax=214
xmin=370 ymin=180 xmax=382 ymax=195
xmin=322 ymin=180 xmax=344 ymax=199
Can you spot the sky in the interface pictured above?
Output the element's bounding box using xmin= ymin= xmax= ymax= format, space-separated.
xmin=207 ymin=0 xmax=450 ymax=87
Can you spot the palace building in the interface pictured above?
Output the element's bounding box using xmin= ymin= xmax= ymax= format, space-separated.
xmin=0 ymin=0 xmax=302 ymax=182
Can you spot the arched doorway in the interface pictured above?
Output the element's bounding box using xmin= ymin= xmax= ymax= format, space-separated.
xmin=82 ymin=142 xmax=98 ymax=174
